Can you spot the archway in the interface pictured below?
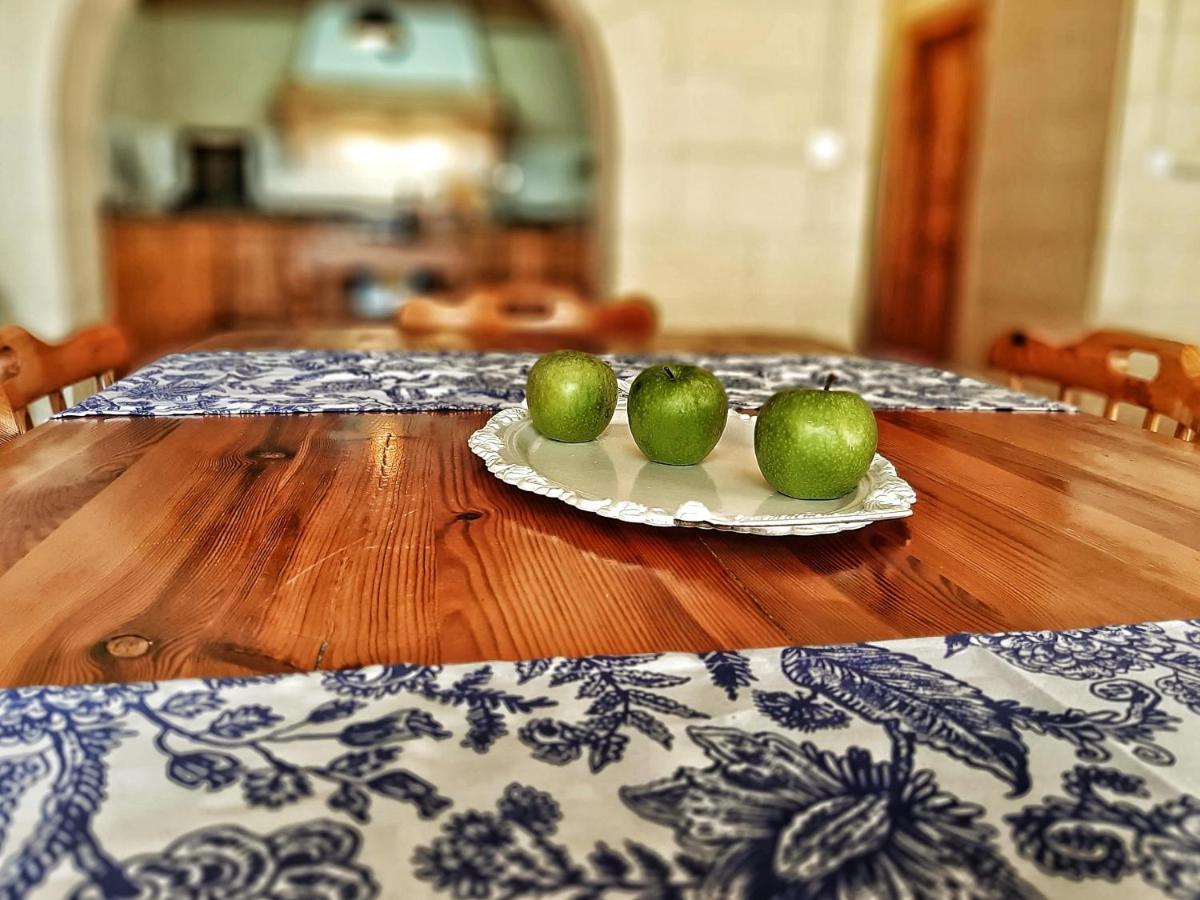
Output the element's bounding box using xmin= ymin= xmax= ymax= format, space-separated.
xmin=40 ymin=0 xmax=890 ymax=351
xmin=53 ymin=0 xmax=619 ymax=340
xmin=58 ymin=0 xmax=137 ymax=329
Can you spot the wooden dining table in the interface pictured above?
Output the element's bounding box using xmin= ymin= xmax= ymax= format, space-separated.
xmin=1 ymin=326 xmax=1198 ymax=691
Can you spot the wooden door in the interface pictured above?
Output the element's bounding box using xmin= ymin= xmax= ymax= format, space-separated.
xmin=872 ymin=4 xmax=983 ymax=361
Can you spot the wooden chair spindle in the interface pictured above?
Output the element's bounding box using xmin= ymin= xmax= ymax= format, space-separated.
xmin=989 ymin=329 xmax=1199 ymax=444
xmin=0 ymin=324 xmax=129 ymax=440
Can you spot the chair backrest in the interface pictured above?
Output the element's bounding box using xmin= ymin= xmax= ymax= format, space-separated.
xmin=0 ymin=361 xmax=18 ymax=443
xmin=0 ymin=324 xmax=131 ymax=436
xmin=988 ymin=329 xmax=1200 ymax=441
xmin=397 ymin=282 xmax=658 ymax=352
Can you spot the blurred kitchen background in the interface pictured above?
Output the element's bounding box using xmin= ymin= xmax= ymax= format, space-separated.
xmin=0 ymin=0 xmax=1197 ymax=365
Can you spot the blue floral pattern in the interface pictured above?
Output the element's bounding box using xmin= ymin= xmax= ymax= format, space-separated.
xmin=622 ymin=728 xmax=1036 ymax=898
xmin=67 ymin=820 xmax=377 ymax=899
xmin=0 ymin=620 xmax=1198 ymax=897
xmin=56 ymin=350 xmax=1071 ymax=419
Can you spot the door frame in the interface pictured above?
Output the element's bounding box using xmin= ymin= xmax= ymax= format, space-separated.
xmin=869 ymin=0 xmax=987 ymax=361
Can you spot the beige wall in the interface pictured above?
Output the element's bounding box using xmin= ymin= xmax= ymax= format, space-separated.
xmin=12 ymin=0 xmax=886 ymax=346
xmin=0 ymin=0 xmax=132 ymax=337
xmin=883 ymin=0 xmax=1126 ymax=364
xmin=61 ymin=0 xmax=137 ymax=330
xmin=955 ymin=0 xmax=1126 ymax=363
xmin=575 ymin=0 xmax=886 ymax=347
xmin=1093 ymin=0 xmax=1200 ymax=342
xmin=9 ymin=0 xmax=1175 ymax=357
xmin=0 ymin=0 xmax=77 ymax=336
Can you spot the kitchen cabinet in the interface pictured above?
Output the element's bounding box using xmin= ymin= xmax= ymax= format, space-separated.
xmin=104 ymin=213 xmax=593 ymax=361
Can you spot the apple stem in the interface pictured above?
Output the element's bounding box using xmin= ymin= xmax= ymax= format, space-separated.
xmin=823 ymin=374 xmax=836 ymax=391
xmin=664 ymin=366 xmax=676 ymax=381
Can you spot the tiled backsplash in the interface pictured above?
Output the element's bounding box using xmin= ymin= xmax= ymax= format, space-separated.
xmin=1094 ymin=0 xmax=1200 ymax=343
xmin=577 ymin=0 xmax=885 ymax=347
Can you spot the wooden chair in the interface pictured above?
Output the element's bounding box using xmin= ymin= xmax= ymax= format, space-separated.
xmin=988 ymin=329 xmax=1200 ymax=442
xmin=397 ymin=282 xmax=658 ymax=353
xmin=0 ymin=324 xmax=131 ymax=437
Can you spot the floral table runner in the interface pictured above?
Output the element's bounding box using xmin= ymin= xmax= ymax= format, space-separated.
xmin=57 ymin=350 xmax=1070 ymax=418
xmin=2 ymin=620 xmax=1197 ymax=898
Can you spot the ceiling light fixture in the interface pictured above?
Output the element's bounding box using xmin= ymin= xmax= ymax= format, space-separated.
xmin=350 ymin=3 xmax=402 ymax=53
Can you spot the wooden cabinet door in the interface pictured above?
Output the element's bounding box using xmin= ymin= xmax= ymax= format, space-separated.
xmin=221 ymin=220 xmax=291 ymax=325
xmin=106 ymin=217 xmax=219 ymax=359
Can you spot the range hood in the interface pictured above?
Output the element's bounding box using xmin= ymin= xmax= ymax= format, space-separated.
xmin=277 ymin=0 xmax=504 ymax=136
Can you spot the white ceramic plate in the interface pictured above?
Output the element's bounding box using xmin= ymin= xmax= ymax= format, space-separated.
xmin=468 ymin=406 xmax=916 ymax=536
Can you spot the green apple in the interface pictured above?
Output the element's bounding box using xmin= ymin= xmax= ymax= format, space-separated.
xmin=627 ymin=364 xmax=728 ymax=465
xmin=525 ymin=350 xmax=618 ymax=443
xmin=754 ymin=385 xmax=878 ymax=499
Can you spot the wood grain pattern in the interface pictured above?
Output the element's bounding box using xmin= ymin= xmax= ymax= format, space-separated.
xmin=1 ymin=391 xmax=1198 ymax=689
xmin=1 ymin=329 xmax=1195 ymax=687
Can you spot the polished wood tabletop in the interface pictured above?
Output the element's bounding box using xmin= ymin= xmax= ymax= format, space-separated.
xmin=1 ymin=327 xmax=1198 ymax=689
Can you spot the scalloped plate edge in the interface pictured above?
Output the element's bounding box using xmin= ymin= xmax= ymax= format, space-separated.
xmin=468 ymin=406 xmax=916 ymax=536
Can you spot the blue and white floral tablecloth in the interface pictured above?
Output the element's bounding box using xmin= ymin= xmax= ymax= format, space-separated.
xmin=3 ymin=620 xmax=1199 ymax=898
xmin=57 ymin=350 xmax=1070 ymax=418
